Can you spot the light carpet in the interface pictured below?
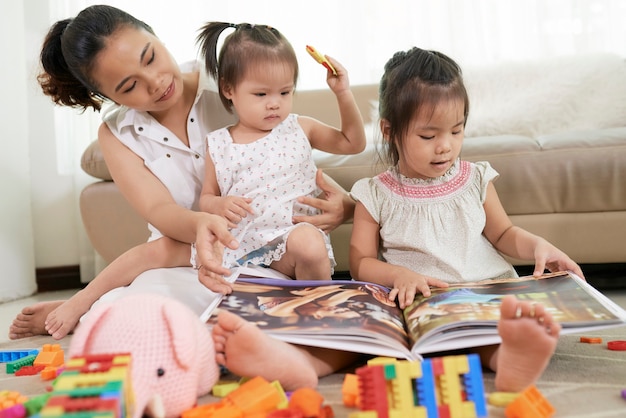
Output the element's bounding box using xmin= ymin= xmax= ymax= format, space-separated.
xmin=1 ymin=323 xmax=626 ymax=417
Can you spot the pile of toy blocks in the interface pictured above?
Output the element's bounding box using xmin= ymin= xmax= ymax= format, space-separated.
xmin=38 ymin=353 xmax=133 ymax=417
xmin=182 ymin=375 xmax=333 ymax=418
xmin=342 ymin=354 xmax=487 ymax=418
xmin=1 ymin=350 xmax=133 ymax=418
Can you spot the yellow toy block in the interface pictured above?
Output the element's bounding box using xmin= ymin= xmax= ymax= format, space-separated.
xmin=348 ymin=412 xmax=379 ymax=418
xmin=212 ymin=381 xmax=240 ymax=397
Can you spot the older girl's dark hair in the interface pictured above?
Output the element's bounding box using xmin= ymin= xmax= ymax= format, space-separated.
xmin=196 ymin=22 xmax=298 ymax=112
xmin=37 ymin=5 xmax=154 ymax=111
xmin=378 ymin=47 xmax=469 ymax=167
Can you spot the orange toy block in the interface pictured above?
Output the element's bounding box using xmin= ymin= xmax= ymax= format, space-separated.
xmin=33 ymin=344 xmax=64 ymax=368
xmin=289 ymin=387 xmax=324 ymax=416
xmin=505 ymin=385 xmax=555 ymax=418
xmin=224 ymin=376 xmax=283 ymax=415
xmin=342 ymin=373 xmax=360 ymax=407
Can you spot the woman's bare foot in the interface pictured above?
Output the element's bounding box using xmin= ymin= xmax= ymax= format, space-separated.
xmin=493 ymin=295 xmax=561 ymax=392
xmin=43 ymin=292 xmax=94 ymax=339
xmin=8 ymin=301 xmax=64 ymax=339
xmin=211 ymin=310 xmax=319 ymax=390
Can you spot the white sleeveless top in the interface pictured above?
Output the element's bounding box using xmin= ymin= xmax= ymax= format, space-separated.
xmin=207 ymin=114 xmax=334 ymax=269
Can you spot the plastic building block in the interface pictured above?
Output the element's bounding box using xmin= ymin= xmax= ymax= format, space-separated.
xmin=622 ymin=389 xmax=626 ymax=400
xmin=348 ymin=412 xmax=378 ymax=418
xmin=0 ymin=391 xmax=28 ymax=418
xmin=5 ymin=355 xmax=37 ymax=374
xmin=579 ymin=336 xmax=602 ymax=344
xmin=41 ymin=366 xmax=63 ymax=381
xmin=0 ymin=350 xmax=39 ymax=363
xmin=289 ymin=387 xmax=324 ymax=416
xmin=462 ymin=354 xmax=488 ymax=417
xmin=224 ymin=376 xmax=284 ymax=415
xmin=0 ymin=404 xmax=26 ymax=418
xmin=349 ymin=354 xmax=487 ymax=418
xmin=34 ymin=344 xmax=64 ymax=368
xmin=15 ymin=365 xmax=45 ymax=376
xmin=342 ymin=373 xmax=360 ymax=407
xmin=607 ymin=340 xmax=626 ymax=350
xmin=356 ymin=364 xmax=389 ymax=418
xmin=488 ymin=392 xmax=520 ymax=407
xmin=0 ymin=391 xmax=29 ymax=408
xmin=505 ymin=385 xmax=554 ymax=418
xmin=266 ymin=409 xmax=306 ymax=418
xmin=212 ymin=380 xmax=241 ymax=397
xmin=23 ymin=394 xmax=51 ymax=416
xmin=39 ymin=353 xmax=133 ymax=418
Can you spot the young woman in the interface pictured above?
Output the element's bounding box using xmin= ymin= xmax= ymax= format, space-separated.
xmin=9 ymin=5 xmax=355 ymax=340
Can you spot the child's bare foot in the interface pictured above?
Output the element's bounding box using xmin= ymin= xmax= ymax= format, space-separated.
xmin=8 ymin=301 xmax=64 ymax=339
xmin=211 ymin=310 xmax=318 ymax=390
xmin=494 ymin=295 xmax=561 ymax=392
xmin=44 ymin=293 xmax=94 ymax=339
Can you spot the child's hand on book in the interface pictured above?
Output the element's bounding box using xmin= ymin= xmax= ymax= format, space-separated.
xmin=389 ymin=273 xmax=449 ymax=309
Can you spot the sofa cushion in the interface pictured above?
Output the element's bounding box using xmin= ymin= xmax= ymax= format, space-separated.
xmin=462 ymin=128 xmax=626 ymax=215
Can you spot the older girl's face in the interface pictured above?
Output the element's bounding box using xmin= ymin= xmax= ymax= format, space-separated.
xmin=90 ymin=26 xmax=183 ymax=113
xmin=388 ymin=98 xmax=465 ymax=180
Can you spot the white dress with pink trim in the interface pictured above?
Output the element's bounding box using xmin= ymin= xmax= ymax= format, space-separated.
xmin=350 ymin=160 xmax=516 ymax=283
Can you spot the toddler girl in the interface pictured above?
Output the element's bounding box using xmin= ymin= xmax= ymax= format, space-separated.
xmin=196 ymin=22 xmax=366 ymax=283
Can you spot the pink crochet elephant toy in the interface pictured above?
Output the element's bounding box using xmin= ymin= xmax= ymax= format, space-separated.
xmin=69 ymin=293 xmax=220 ymax=418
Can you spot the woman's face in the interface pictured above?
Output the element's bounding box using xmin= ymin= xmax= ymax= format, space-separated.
xmin=90 ymin=26 xmax=183 ymax=113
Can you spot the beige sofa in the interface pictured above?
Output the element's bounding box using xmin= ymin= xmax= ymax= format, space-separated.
xmin=80 ymin=53 xmax=626 ymax=274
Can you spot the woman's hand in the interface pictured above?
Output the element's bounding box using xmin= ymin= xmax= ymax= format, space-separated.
xmin=194 ymin=213 xmax=239 ymax=294
xmin=293 ymin=169 xmax=355 ymax=233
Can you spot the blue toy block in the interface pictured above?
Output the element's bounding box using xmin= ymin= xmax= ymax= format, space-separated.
xmin=0 ymin=349 xmax=39 ymax=363
xmin=415 ymin=359 xmax=438 ymax=418
xmin=464 ymin=354 xmax=488 ymax=417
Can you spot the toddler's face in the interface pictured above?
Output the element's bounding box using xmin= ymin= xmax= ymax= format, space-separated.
xmin=223 ymin=61 xmax=296 ymax=136
xmin=396 ymin=98 xmax=465 ymax=180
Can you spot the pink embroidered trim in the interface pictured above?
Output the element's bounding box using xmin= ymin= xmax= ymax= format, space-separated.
xmin=378 ymin=161 xmax=472 ymax=199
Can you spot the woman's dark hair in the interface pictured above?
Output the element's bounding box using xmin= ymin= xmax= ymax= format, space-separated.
xmin=378 ymin=47 xmax=469 ymax=167
xmin=196 ymin=22 xmax=298 ymax=113
xmin=37 ymin=5 xmax=154 ymax=111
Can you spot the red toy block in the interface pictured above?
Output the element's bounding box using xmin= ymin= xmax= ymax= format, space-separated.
xmin=266 ymin=408 xmax=305 ymax=418
xmin=505 ymin=385 xmax=554 ymax=418
xmin=14 ymin=365 xmax=45 ymax=376
xmin=356 ymin=364 xmax=389 ymax=418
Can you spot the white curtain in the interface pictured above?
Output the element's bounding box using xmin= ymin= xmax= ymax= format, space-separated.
xmin=49 ymin=0 xmax=626 ymax=281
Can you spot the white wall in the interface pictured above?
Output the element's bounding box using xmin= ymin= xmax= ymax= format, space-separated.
xmin=1 ymin=3 xmax=37 ymax=300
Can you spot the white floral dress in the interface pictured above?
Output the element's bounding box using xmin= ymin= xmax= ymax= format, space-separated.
xmin=207 ymin=114 xmax=335 ymax=270
xmin=350 ymin=160 xmax=516 ymax=283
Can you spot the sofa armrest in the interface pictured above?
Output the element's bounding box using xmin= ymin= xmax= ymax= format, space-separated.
xmin=80 ymin=181 xmax=149 ymax=264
